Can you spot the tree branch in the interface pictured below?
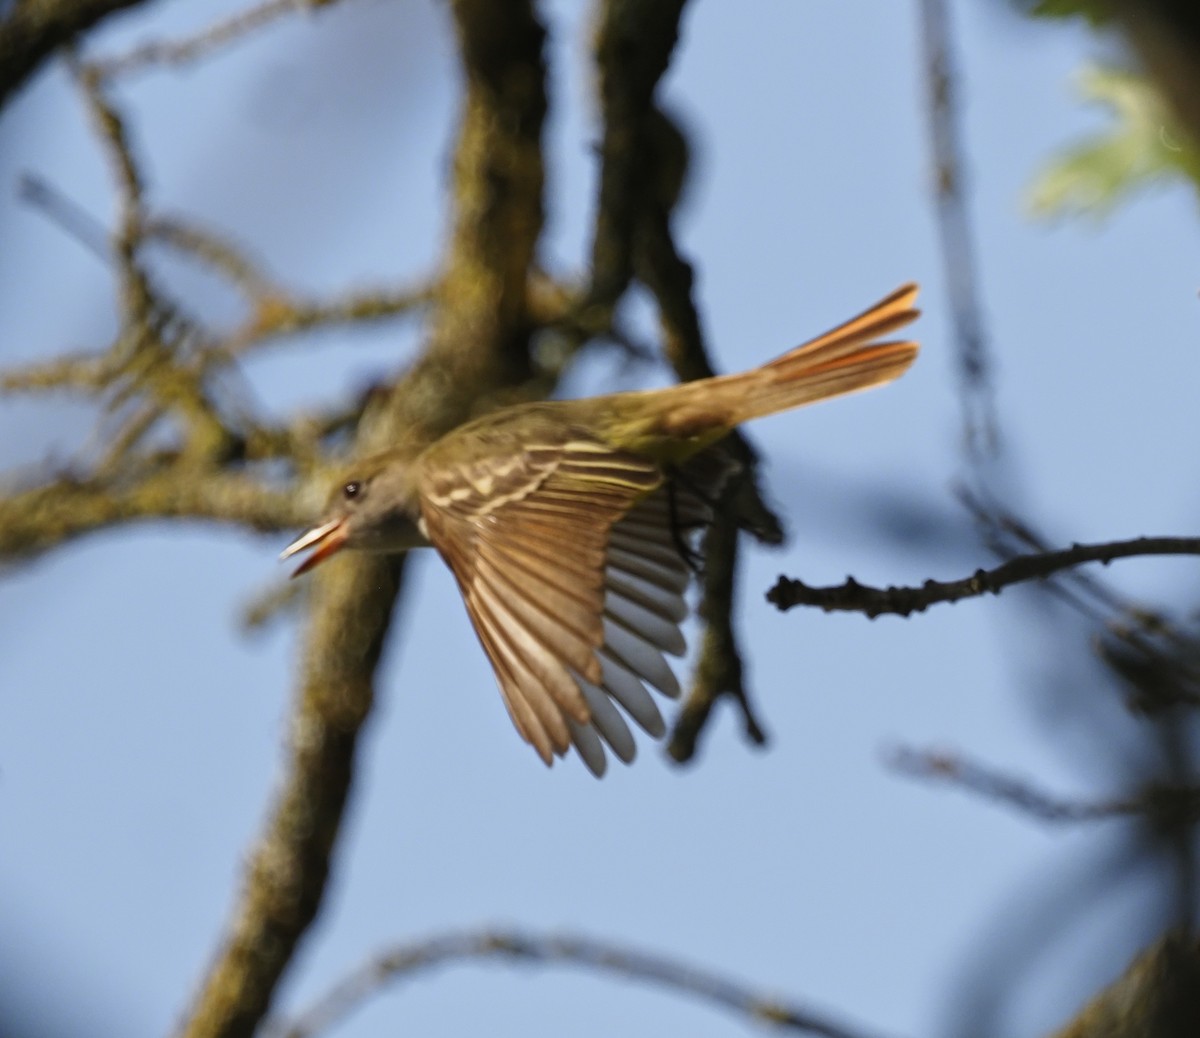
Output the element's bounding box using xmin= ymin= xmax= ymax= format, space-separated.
xmin=888 ymin=745 xmax=1200 ymax=830
xmin=0 ymin=0 xmax=147 ymax=109
xmin=91 ymin=0 xmax=335 ymax=81
xmin=588 ymin=0 xmax=688 ymax=312
xmin=917 ymin=0 xmax=1001 ymax=471
xmin=617 ymin=107 xmax=775 ymax=762
xmin=0 ymin=468 xmax=306 ymax=563
xmin=767 ymin=536 xmax=1200 ymax=618
xmin=177 ymin=2 xmax=550 ymax=1036
xmin=1049 ymin=932 xmax=1200 ymax=1038
xmin=275 ymin=929 xmax=903 ymax=1038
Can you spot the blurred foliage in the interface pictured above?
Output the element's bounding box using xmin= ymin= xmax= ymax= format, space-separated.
xmin=1025 ymin=0 xmax=1112 ymax=27
xmin=1026 ymin=64 xmax=1200 ymax=221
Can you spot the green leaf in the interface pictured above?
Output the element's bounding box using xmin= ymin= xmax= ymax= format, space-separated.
xmin=1026 ymin=0 xmax=1112 ymax=27
xmin=1027 ymin=64 xmax=1200 ymax=222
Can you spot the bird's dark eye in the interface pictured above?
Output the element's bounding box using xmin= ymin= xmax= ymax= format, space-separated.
xmin=343 ymin=481 xmax=362 ymax=500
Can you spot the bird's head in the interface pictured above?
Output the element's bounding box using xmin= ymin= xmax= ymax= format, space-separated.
xmin=280 ymin=450 xmax=429 ymax=576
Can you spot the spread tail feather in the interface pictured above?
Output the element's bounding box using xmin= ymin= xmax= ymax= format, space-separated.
xmin=722 ymin=283 xmax=920 ymax=425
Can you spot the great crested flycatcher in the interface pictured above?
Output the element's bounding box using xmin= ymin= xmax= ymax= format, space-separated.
xmin=282 ymin=283 xmax=920 ymax=775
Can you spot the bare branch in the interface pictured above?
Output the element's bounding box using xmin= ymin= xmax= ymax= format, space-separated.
xmin=669 ymin=513 xmax=769 ymax=762
xmin=888 ymin=746 xmax=1200 ymax=829
xmin=887 ymin=747 xmax=1143 ymax=823
xmin=767 ymin=536 xmax=1200 ymax=618
xmin=18 ymin=172 xmax=114 ymax=261
xmin=277 ymin=929 xmax=903 ymax=1038
xmin=1096 ymin=634 xmax=1200 ymax=713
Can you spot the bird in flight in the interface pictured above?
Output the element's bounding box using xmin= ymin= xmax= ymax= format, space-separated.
xmin=282 ymin=284 xmax=920 ymax=775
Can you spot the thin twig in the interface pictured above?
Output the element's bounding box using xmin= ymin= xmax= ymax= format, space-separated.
xmin=18 ymin=172 xmax=114 ymax=261
xmin=888 ymin=746 xmax=1200 ymax=828
xmin=239 ymin=579 xmax=308 ymax=634
xmin=887 ymin=747 xmax=1142 ymax=823
xmin=670 ymin=512 xmax=769 ymax=762
xmin=276 ymin=929 xmax=903 ymax=1038
xmin=73 ymin=59 xmax=143 ymax=250
xmin=92 ymin=0 xmax=334 ymax=81
xmin=144 ymin=216 xmax=283 ymax=299
xmin=767 ymin=536 xmax=1200 ymax=619
xmin=957 ymin=488 xmax=1200 ymax=709
xmin=917 ymin=0 xmax=1000 ymax=472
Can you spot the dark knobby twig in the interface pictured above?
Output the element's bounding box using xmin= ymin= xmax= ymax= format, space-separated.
xmin=768 ymin=534 xmax=1200 ymax=632
xmin=625 ymin=107 xmax=777 ymax=761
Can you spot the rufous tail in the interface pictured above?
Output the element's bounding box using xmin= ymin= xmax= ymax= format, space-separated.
xmin=719 ymin=283 xmax=920 ymax=426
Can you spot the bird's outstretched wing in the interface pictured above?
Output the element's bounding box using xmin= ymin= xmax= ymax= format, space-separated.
xmin=419 ymin=436 xmax=727 ymax=775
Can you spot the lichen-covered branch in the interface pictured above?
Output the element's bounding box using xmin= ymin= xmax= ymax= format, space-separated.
xmin=1049 ymin=933 xmax=1200 ymax=1038
xmin=177 ymin=3 xmax=550 ymax=1037
xmin=588 ymin=0 xmax=688 ymax=311
xmin=668 ymin=513 xmax=768 ymax=763
xmin=0 ymin=469 xmax=306 ymax=562
xmin=627 ymin=113 xmax=775 ymax=757
xmin=92 ymin=0 xmax=337 ymax=81
xmin=0 ymin=0 xmax=146 ymax=109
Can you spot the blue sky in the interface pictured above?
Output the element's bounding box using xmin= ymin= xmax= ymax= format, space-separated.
xmin=2 ymin=2 xmax=1198 ymax=1036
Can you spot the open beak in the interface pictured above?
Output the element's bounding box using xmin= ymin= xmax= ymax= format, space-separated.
xmin=280 ymin=518 xmax=349 ymax=577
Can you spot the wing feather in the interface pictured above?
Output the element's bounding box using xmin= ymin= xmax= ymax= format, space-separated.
xmin=420 ymin=435 xmax=735 ymax=773
xmin=606 ymin=572 xmax=688 ymax=623
xmin=567 ymin=718 xmax=609 ymax=776
xmin=467 ymin=601 xmax=557 ymax=764
xmin=606 ymin=545 xmax=691 ymax=593
xmin=474 ymin=551 xmax=598 ymax=692
xmin=604 ymin=587 xmax=686 ymax=655
xmin=575 ymin=676 xmax=637 ymax=763
xmin=601 ymin=622 xmax=681 ymax=699
xmin=598 ymin=654 xmax=667 ymax=736
xmin=469 ymin=585 xmax=574 ymax=754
